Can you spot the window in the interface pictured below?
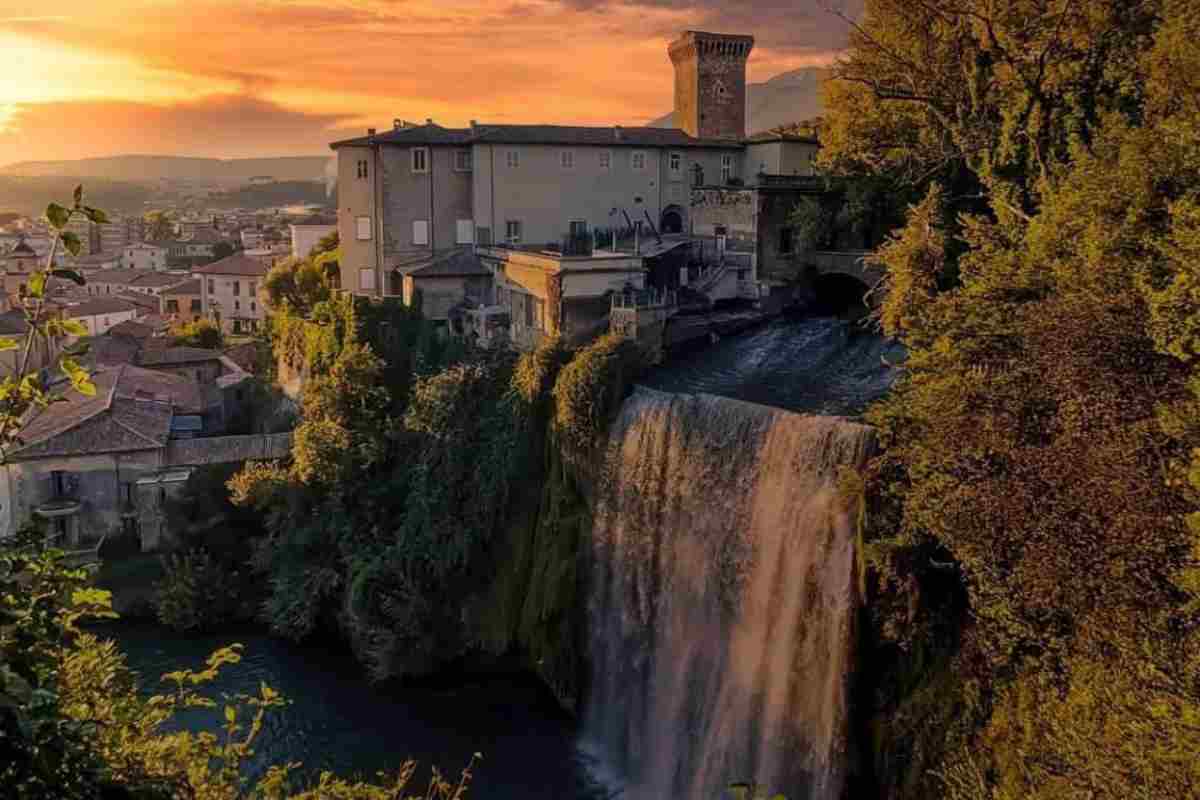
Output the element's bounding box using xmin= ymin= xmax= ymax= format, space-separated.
xmin=234 ymin=300 xmax=240 ymax=311
xmin=631 ymin=151 xmax=647 ymax=171
xmin=411 ymin=147 xmax=429 ymax=173
xmin=560 ymin=150 xmax=575 ymax=170
xmin=456 ymin=219 xmax=474 ymax=245
xmin=356 ymin=216 xmax=372 ymax=241
xmin=505 ymin=220 xmax=522 ymax=244
xmin=249 ymin=281 xmax=256 ymax=295
xmin=669 ymin=152 xmax=682 ymax=174
xmin=413 ymin=220 xmax=429 ymax=246
xmin=359 ymin=268 xmax=375 ymax=291
xmin=233 ymin=281 xmax=240 ymax=296
xmin=233 ymin=320 xmax=242 ymax=334
xmin=207 ymin=279 xmax=215 ymax=293
xmin=722 ymin=153 xmax=735 ymax=183
xmin=599 ymin=151 xmax=612 ymax=170
xmin=779 ymin=227 xmax=794 ymax=255
xmin=569 ymin=220 xmax=588 ymax=237
xmin=505 ymin=150 xmax=520 ymax=169
xmin=166 ymin=299 xmax=179 ymax=313
xmin=251 ymin=301 xmax=256 ymax=312
xmin=356 ymin=159 xmax=368 ymax=179
xmin=454 ymin=150 xmax=472 ymax=171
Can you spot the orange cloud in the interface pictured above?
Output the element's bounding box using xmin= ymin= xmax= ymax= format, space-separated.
xmin=0 ymin=0 xmax=857 ymax=163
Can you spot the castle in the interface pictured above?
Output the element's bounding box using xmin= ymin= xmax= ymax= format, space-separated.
xmin=331 ymin=31 xmax=827 ymax=347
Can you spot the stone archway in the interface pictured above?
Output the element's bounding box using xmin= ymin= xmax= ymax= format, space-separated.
xmin=660 ymin=205 xmax=685 ymax=234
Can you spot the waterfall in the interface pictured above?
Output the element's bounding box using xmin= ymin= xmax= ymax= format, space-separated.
xmin=582 ymin=388 xmax=874 ymax=800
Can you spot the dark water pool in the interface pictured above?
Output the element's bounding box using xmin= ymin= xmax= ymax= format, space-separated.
xmin=642 ymin=316 xmax=905 ymax=417
xmin=93 ymin=623 xmax=612 ymax=798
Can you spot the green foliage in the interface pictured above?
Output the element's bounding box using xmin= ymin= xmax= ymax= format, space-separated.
xmin=154 ymin=548 xmax=243 ymax=632
xmin=828 ymin=2 xmax=1200 ymax=796
xmin=551 ymin=332 xmax=646 ymax=453
xmin=263 ymin=256 xmax=334 ymax=316
xmin=143 ymin=210 xmax=174 ymax=241
xmin=211 ymin=240 xmax=236 ymax=261
xmin=1 ymin=531 xmax=468 ymax=799
xmin=172 ymin=317 xmax=224 ymax=349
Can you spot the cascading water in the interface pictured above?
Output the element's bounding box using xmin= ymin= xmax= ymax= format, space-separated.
xmin=583 ymin=387 xmax=875 ymax=800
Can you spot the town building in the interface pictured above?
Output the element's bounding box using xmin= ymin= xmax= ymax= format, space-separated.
xmin=289 ymin=214 xmax=337 ymax=260
xmin=86 ymin=268 xmax=153 ymax=296
xmin=1 ymin=239 xmax=40 ymax=309
xmin=63 ymin=218 xmax=100 ymax=256
xmin=159 ymin=278 xmax=203 ymax=323
xmin=122 ymin=243 xmax=168 ymax=271
xmin=64 ymin=298 xmax=139 ymax=336
xmin=329 ymin=30 xmax=822 ymax=348
xmin=193 ymin=253 xmax=268 ymax=335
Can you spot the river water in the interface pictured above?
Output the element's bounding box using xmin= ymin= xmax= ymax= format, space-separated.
xmin=642 ymin=316 xmax=905 ymax=416
xmin=98 ymin=315 xmax=902 ymax=798
xmin=96 ymin=623 xmax=611 ymax=798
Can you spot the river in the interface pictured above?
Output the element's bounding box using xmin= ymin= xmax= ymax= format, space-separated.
xmin=95 ymin=623 xmax=612 ymax=798
xmin=642 ymin=315 xmax=905 ymax=416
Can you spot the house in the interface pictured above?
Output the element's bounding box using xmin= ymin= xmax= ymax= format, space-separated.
xmin=328 ymin=30 xmax=823 ymax=348
xmin=159 ymin=278 xmax=203 ymax=323
xmin=128 ymin=271 xmax=189 ymax=296
xmin=244 ymin=245 xmax=290 ymax=269
xmin=122 ymin=243 xmax=168 ymax=271
xmin=396 ymin=249 xmax=492 ymax=321
xmin=1 ymin=239 xmax=40 ymax=309
xmin=183 ymin=228 xmax=225 ymax=259
xmin=68 ymin=252 xmax=122 ymax=272
xmin=193 ymin=253 xmax=268 ymax=335
xmin=86 ymin=268 xmax=152 ymax=296
xmin=0 ymin=309 xmax=64 ymax=374
xmin=65 ymin=297 xmax=139 ymax=336
xmin=114 ymin=292 xmax=161 ymax=318
xmin=289 ymin=214 xmax=337 ymax=259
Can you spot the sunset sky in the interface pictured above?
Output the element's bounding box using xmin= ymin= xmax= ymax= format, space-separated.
xmin=0 ymin=1 xmax=858 ymax=165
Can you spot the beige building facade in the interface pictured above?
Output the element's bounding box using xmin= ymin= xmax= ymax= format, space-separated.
xmin=194 ymin=253 xmax=268 ymax=335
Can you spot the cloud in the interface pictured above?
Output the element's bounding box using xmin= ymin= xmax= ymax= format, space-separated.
xmin=0 ymin=0 xmax=861 ymax=160
xmin=0 ymin=95 xmax=359 ymax=164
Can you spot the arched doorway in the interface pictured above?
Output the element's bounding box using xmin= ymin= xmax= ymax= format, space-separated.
xmin=660 ymin=206 xmax=684 ymax=234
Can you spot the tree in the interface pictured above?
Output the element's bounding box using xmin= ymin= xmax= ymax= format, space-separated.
xmin=823 ymin=2 xmax=1200 ymax=796
xmin=172 ymin=318 xmax=224 ymax=349
xmin=263 ymin=257 xmax=333 ymax=316
xmin=143 ymin=210 xmax=174 ymax=242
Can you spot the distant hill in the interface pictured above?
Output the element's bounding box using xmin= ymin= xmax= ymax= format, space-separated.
xmin=0 ymin=177 xmax=153 ymax=218
xmin=207 ymin=181 xmax=333 ymax=210
xmin=0 ymin=155 xmax=332 ymax=184
xmin=650 ymin=67 xmax=830 ymax=135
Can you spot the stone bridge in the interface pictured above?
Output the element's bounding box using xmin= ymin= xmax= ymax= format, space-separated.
xmin=802 ymin=250 xmax=884 ymax=289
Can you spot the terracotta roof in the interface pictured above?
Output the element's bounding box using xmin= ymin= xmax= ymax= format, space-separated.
xmin=469 ymin=124 xmax=741 ymax=148
xmin=397 ymin=248 xmax=490 ymax=278
xmin=115 ymin=292 xmax=159 ymax=312
xmin=9 ymin=366 xmax=176 ymax=459
xmin=107 ymin=320 xmax=155 ymax=340
xmin=65 ymin=298 xmax=137 ymax=318
xmin=330 ymin=121 xmax=743 ymax=150
xmin=192 ymin=253 xmax=269 ymax=276
xmin=88 ymin=268 xmax=153 ymax=285
xmin=137 ymin=346 xmax=222 ymax=367
xmin=330 ymin=122 xmax=472 ymax=149
xmin=164 ymin=278 xmax=201 ymax=294
xmin=130 ymin=272 xmax=189 ymax=289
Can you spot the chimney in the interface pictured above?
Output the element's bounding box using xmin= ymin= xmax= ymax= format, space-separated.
xmin=367 ymin=127 xmax=376 ymax=136
xmin=614 ymin=125 xmax=623 ymax=141
xmin=469 ymin=119 xmax=477 ymax=129
xmin=426 ymin=118 xmax=433 ymax=125
xmin=394 ymin=118 xmax=403 ymax=130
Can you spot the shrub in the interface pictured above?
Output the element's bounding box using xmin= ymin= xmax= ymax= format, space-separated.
xmin=552 ymin=333 xmax=645 ymax=451
xmin=154 ymin=548 xmax=241 ymax=632
xmin=171 ymin=317 xmax=223 ymax=349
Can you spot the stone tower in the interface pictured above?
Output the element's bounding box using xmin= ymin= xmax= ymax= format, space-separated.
xmin=669 ymin=31 xmax=754 ymax=141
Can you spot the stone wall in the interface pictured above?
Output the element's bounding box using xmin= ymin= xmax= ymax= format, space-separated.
xmin=165 ymin=433 xmax=293 ymax=467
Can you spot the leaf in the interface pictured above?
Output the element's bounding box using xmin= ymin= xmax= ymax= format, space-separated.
xmin=50 ymin=269 xmax=86 ymax=286
xmin=26 ymin=272 xmax=45 ymax=299
xmin=60 ymin=231 xmax=82 ymax=257
xmin=72 ymin=377 xmax=97 ymax=397
xmin=82 ymin=206 xmax=109 ymax=225
xmin=224 ymin=706 xmax=237 ymax=724
xmin=73 ymin=184 xmax=82 ymax=207
xmin=61 ymin=320 xmax=89 ymax=337
xmin=0 ymin=337 xmax=18 ymax=352
xmin=64 ymin=340 xmax=90 ymax=356
xmin=45 ymin=203 xmax=70 ymax=230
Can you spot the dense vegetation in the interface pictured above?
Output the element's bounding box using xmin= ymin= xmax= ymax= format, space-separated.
xmin=820 ymin=1 xmax=1200 ymax=796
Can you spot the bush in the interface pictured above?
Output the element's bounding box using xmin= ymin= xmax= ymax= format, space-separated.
xmin=171 ymin=317 xmax=223 ymax=349
xmin=154 ymin=548 xmax=241 ymax=632
xmin=551 ymin=333 xmax=646 ymax=451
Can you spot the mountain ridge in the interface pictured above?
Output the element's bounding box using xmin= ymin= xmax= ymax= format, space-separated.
xmin=0 ymin=155 xmax=332 ymax=183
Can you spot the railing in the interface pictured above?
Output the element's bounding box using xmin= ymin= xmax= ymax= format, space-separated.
xmin=611 ymin=288 xmax=677 ymax=310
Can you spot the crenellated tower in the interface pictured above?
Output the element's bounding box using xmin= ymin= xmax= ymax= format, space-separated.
xmin=668 ymin=31 xmax=754 ymax=141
